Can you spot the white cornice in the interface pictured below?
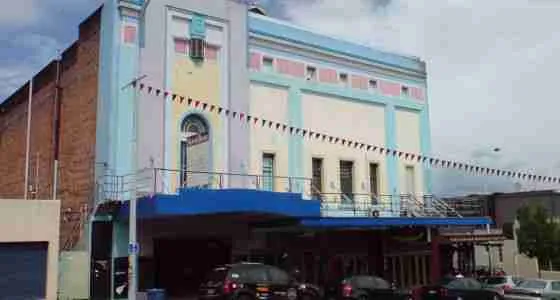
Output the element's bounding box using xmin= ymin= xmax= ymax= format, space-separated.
xmin=250 ymin=34 xmax=427 ymax=84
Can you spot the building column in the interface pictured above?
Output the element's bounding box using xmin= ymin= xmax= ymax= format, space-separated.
xmin=112 ymin=220 xmax=130 ymax=299
xmin=419 ymin=107 xmax=433 ymax=197
xmin=430 ymin=231 xmax=441 ymax=283
xmin=384 ymin=104 xmax=399 ymax=214
xmin=288 ymin=86 xmax=304 ymax=194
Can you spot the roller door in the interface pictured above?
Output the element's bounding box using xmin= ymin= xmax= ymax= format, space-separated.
xmin=0 ymin=242 xmax=48 ymax=299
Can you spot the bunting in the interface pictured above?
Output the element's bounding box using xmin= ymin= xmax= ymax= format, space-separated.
xmin=132 ymin=81 xmax=559 ymax=184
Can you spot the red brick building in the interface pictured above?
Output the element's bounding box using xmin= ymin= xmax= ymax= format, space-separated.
xmin=0 ymin=8 xmax=101 ymax=250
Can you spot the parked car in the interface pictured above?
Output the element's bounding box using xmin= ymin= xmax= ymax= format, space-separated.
xmin=328 ymin=275 xmax=412 ymax=300
xmin=418 ymin=276 xmax=504 ymax=300
xmin=483 ymin=276 xmax=523 ymax=296
xmin=504 ymin=279 xmax=560 ymax=300
xmin=198 ymin=262 xmax=321 ymax=300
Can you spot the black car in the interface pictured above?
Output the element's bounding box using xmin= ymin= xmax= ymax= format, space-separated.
xmin=198 ymin=263 xmax=321 ymax=300
xmin=334 ymin=275 xmax=412 ymax=300
xmin=419 ymin=276 xmax=503 ymax=300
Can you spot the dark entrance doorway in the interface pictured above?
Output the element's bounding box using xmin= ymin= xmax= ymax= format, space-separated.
xmin=154 ymin=238 xmax=231 ymax=297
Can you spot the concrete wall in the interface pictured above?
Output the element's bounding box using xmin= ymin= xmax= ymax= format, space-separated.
xmin=0 ymin=199 xmax=61 ymax=300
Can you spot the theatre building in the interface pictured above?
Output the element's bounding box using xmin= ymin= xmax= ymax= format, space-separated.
xmin=0 ymin=0 xmax=493 ymax=299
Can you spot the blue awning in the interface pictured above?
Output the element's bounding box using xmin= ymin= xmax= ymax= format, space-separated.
xmin=119 ymin=188 xmax=321 ymax=220
xmin=299 ymin=216 xmax=492 ymax=228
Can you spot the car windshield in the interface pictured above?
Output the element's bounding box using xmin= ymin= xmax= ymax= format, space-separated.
xmin=205 ymin=267 xmax=229 ymax=283
xmin=486 ymin=277 xmax=507 ymax=284
xmin=518 ymin=280 xmax=547 ymax=289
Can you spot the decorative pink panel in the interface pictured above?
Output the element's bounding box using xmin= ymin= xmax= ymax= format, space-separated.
xmin=123 ymin=25 xmax=137 ymax=44
xmin=379 ymin=80 xmax=401 ymax=97
xmin=249 ymin=52 xmax=262 ymax=70
xmin=206 ymin=45 xmax=218 ymax=60
xmin=351 ymin=75 xmax=368 ymax=90
xmin=276 ymin=58 xmax=305 ymax=77
xmin=410 ymin=87 xmax=425 ymax=101
xmin=318 ymin=68 xmax=338 ymax=84
xmin=175 ymin=39 xmax=188 ymax=54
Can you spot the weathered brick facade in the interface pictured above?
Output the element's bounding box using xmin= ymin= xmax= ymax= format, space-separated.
xmin=0 ymin=8 xmax=101 ymax=250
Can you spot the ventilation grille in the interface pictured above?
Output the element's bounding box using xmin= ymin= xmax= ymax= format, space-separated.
xmin=189 ymin=38 xmax=205 ymax=60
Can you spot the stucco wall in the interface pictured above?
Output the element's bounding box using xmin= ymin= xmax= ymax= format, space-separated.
xmin=131 ymin=0 xmax=250 ymax=178
xmin=395 ymin=109 xmax=423 ymax=196
xmin=0 ymin=199 xmax=60 ymax=300
xmin=300 ymin=93 xmax=387 ymax=196
xmin=248 ymin=83 xmax=291 ymax=191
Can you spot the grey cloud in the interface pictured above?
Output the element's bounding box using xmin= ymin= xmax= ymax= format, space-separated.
xmin=280 ymin=0 xmax=560 ymax=194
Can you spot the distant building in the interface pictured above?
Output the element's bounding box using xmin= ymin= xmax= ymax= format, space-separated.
xmin=444 ymin=190 xmax=560 ymax=277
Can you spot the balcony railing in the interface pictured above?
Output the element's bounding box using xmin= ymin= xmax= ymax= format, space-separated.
xmin=96 ymin=168 xmax=462 ymax=218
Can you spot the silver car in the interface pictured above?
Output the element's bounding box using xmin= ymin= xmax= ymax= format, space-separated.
xmin=504 ymin=279 xmax=560 ymax=300
xmin=485 ymin=276 xmax=523 ymax=294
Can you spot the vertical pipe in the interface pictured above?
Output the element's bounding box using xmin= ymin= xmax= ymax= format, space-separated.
xmin=52 ymin=58 xmax=62 ymax=200
xmin=24 ymin=79 xmax=34 ymax=199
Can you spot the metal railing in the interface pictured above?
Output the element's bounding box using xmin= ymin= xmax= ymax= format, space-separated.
xmin=96 ymin=168 xmax=463 ymax=218
xmin=318 ymin=193 xmax=463 ymax=218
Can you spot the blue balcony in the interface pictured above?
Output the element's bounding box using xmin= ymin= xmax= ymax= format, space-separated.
xmin=97 ymin=168 xmax=491 ymax=227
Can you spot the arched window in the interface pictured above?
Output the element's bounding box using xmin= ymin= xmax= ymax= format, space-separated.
xmin=180 ymin=115 xmax=210 ymax=187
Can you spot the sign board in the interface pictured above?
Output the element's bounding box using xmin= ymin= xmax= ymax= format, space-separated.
xmin=128 ymin=242 xmax=140 ymax=255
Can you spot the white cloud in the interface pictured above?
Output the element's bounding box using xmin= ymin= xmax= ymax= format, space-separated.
xmin=0 ymin=0 xmax=38 ymax=28
xmin=0 ymin=34 xmax=61 ymax=101
xmin=284 ymin=0 xmax=560 ymax=194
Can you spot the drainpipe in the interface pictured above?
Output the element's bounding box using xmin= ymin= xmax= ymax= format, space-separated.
xmin=52 ymin=58 xmax=62 ymax=200
xmin=24 ymin=78 xmax=34 ymax=199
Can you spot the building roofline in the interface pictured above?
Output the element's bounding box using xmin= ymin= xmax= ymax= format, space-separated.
xmin=248 ymin=12 xmax=426 ymax=73
xmin=0 ymin=5 xmax=103 ymax=111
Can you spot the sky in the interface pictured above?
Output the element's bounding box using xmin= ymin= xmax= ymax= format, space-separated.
xmin=2 ymin=0 xmax=560 ymax=195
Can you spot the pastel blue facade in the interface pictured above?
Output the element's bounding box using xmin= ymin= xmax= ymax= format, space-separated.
xmin=96 ymin=0 xmax=437 ymax=222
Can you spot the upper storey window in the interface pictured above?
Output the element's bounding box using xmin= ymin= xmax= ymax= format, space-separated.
xmin=401 ymin=85 xmax=410 ymax=97
xmin=338 ymin=72 xmax=348 ymax=87
xmin=262 ymin=56 xmax=274 ymax=72
xmin=306 ymin=65 xmax=317 ymax=81
xmin=368 ymin=79 xmax=378 ymax=91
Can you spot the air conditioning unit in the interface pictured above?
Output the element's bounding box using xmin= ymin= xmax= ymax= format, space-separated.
xmin=189 ymin=37 xmax=205 ymax=60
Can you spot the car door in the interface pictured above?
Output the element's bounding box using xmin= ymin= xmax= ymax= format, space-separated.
xmin=548 ymin=281 xmax=560 ymax=299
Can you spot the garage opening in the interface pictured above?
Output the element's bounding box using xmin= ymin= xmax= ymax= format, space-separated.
xmin=154 ymin=238 xmax=231 ymax=297
xmin=0 ymin=242 xmax=48 ymax=299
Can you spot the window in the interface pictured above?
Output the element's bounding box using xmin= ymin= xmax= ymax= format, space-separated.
xmin=368 ymin=79 xmax=378 ymax=90
xmin=311 ymin=158 xmax=323 ymax=199
xmin=180 ymin=115 xmax=210 ymax=187
xmin=262 ymin=153 xmax=275 ymax=191
xmin=339 ymin=160 xmax=354 ymax=202
xmin=339 ymin=73 xmax=348 ymax=86
xmin=401 ymin=85 xmax=409 ymax=97
xmin=551 ymin=281 xmax=560 ymax=291
xmin=189 ymin=37 xmax=205 ymax=60
xmin=369 ymin=163 xmax=379 ymax=198
xmin=306 ymin=65 xmax=317 ymax=81
xmin=405 ymin=166 xmax=415 ymax=195
xmin=262 ymin=56 xmax=274 ymax=72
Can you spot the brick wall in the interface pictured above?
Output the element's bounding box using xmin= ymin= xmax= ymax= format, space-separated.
xmin=0 ymin=8 xmax=101 ymax=250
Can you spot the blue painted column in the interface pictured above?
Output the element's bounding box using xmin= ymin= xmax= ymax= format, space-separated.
xmin=419 ymin=106 xmax=433 ymax=195
xmin=288 ymin=86 xmax=304 ymax=193
xmin=384 ymin=104 xmax=399 ymax=215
